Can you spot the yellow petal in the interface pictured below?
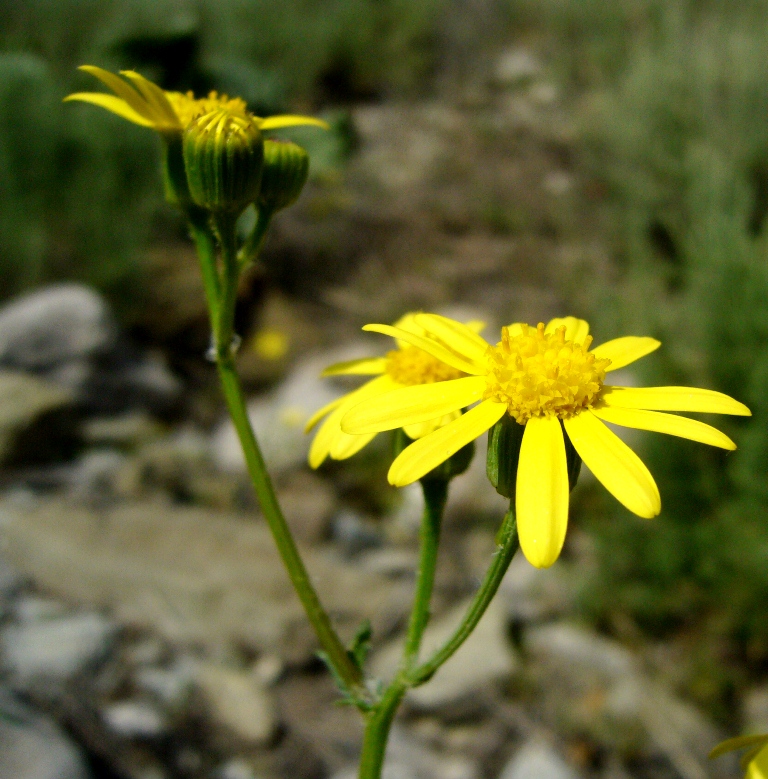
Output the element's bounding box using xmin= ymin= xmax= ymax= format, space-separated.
xmin=414 ymin=313 xmax=490 ymax=365
xmin=602 ymin=386 xmax=751 ymax=416
xmin=304 ymin=395 xmax=345 ymax=433
xmin=77 ymin=66 xmax=155 ymax=123
xmin=63 ymin=93 xmax=156 ymax=127
xmin=342 ymin=376 xmax=486 ymax=434
xmin=363 ymin=324 xmax=482 ymax=374
xmin=403 ymin=410 xmax=460 ymax=439
xmin=592 ymin=406 xmax=736 ymax=450
xmin=748 ymin=744 xmax=768 ymax=779
xmin=516 ymin=416 xmax=570 ymax=568
xmin=465 ymin=319 xmax=486 ymax=333
xmin=329 ymin=429 xmax=377 ymax=460
xmin=388 ymin=401 xmax=506 ymax=486
xmin=564 ymin=410 xmax=661 ymax=518
xmin=321 ymin=357 xmax=387 ymax=376
xmin=120 ymin=70 xmax=179 ymax=127
xmin=545 ymin=316 xmax=590 ymax=344
xmin=259 ymin=114 xmax=330 ymax=130
xmin=591 ymin=336 xmax=661 ymax=371
xmin=307 ymin=375 xmax=395 ymax=466
xmin=709 ymin=734 xmax=768 ymax=761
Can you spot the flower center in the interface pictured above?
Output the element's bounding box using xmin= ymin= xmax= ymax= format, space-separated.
xmin=386 ymin=346 xmax=465 ymax=386
xmin=483 ymin=323 xmax=610 ymax=423
xmin=166 ymin=90 xmax=249 ymax=128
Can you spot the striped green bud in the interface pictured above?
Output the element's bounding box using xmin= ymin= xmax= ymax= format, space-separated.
xmin=258 ymin=139 xmax=309 ymax=213
xmin=183 ymin=109 xmax=264 ymax=213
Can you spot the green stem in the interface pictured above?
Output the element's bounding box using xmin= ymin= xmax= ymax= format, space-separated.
xmin=199 ymin=213 xmax=368 ymax=705
xmin=408 ymin=503 xmax=518 ymax=687
xmin=238 ymin=205 xmax=274 ymax=269
xmin=358 ymin=678 xmax=408 ymax=779
xmin=402 ymin=479 xmax=448 ymax=668
xmin=188 ymin=209 xmax=220 ymax=337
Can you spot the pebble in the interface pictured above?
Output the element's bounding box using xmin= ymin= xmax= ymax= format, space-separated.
xmin=103 ymin=700 xmax=167 ymax=739
xmin=498 ymin=740 xmax=581 ymax=779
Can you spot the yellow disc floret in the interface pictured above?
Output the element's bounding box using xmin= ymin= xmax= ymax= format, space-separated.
xmin=166 ymin=90 xmax=249 ymax=129
xmin=386 ymin=346 xmax=465 ymax=386
xmin=484 ymin=323 xmax=611 ymax=423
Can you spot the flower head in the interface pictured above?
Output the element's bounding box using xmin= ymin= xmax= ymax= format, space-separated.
xmin=305 ymin=313 xmax=480 ymax=469
xmin=64 ymin=65 xmax=328 ymax=135
xmin=341 ymin=314 xmax=751 ymax=568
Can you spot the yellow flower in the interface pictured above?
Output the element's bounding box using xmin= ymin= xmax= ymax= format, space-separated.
xmin=710 ymin=733 xmax=768 ymax=778
xmin=341 ymin=314 xmax=751 ymax=568
xmin=306 ymin=313 xmax=481 ymax=469
xmin=64 ymin=65 xmax=328 ymax=135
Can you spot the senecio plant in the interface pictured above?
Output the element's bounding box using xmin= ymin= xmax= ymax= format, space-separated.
xmin=68 ymin=67 xmax=753 ymax=779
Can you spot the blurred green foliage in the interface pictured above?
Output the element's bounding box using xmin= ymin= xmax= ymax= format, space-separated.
xmin=504 ymin=0 xmax=768 ymax=710
xmin=0 ymin=0 xmax=444 ymax=308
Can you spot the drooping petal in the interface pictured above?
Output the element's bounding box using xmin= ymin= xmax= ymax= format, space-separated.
xmin=516 ymin=416 xmax=570 ymax=568
xmin=403 ymin=410 xmax=460 ymax=439
xmin=363 ymin=324 xmax=482 ymax=374
xmin=413 ymin=313 xmax=490 ymax=364
xmin=591 ymin=336 xmax=661 ymax=371
xmin=342 ymin=376 xmax=487 ymax=434
xmin=321 ymin=357 xmax=387 ymax=376
xmin=120 ymin=70 xmax=179 ymax=127
xmin=63 ymin=93 xmax=156 ymax=127
xmin=304 ymin=395 xmax=345 ymax=433
xmin=388 ymin=401 xmax=506 ymax=486
xmin=329 ymin=429 xmax=377 ymax=460
xmin=592 ymin=406 xmax=736 ymax=450
xmin=77 ymin=66 xmax=156 ymax=123
xmin=564 ymin=410 xmax=661 ymax=518
xmin=259 ymin=115 xmax=330 ymax=130
xmin=602 ymin=386 xmax=751 ymax=416
xmin=307 ymin=375 xmax=396 ymax=467
xmin=545 ymin=317 xmax=590 ymax=344
xmin=709 ymin=734 xmax=768 ymax=761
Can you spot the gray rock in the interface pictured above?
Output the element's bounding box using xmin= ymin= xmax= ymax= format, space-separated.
xmin=0 ymin=284 xmax=115 ymax=370
xmin=1 ymin=611 xmax=116 ymax=684
xmin=499 ymin=553 xmax=571 ymax=623
xmin=498 ymin=740 xmax=581 ymax=779
xmin=494 ymin=48 xmax=541 ymax=86
xmin=0 ymin=370 xmax=73 ymax=460
xmin=0 ymin=689 xmax=92 ymax=779
xmin=135 ymin=661 xmax=196 ymax=708
xmin=371 ymin=598 xmax=516 ymax=714
xmin=333 ymin=510 xmax=384 ymax=556
xmin=103 ymin=700 xmax=167 ymax=739
xmin=193 ymin=662 xmax=277 ymax=746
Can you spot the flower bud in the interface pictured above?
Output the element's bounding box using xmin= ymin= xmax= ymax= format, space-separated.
xmin=183 ymin=109 xmax=264 ymax=213
xmin=258 ymin=139 xmax=309 ymax=213
xmin=394 ymin=428 xmax=474 ymax=483
xmin=487 ymin=416 xmax=583 ymax=500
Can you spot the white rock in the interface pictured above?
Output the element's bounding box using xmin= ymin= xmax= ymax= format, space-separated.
xmin=194 ymin=663 xmax=277 ymax=746
xmin=103 ymin=700 xmax=167 ymax=739
xmin=371 ymin=598 xmax=516 ymax=712
xmin=1 ymin=612 xmax=116 ymax=683
xmin=498 ymin=740 xmax=581 ymax=779
xmin=494 ymin=48 xmax=541 ymax=86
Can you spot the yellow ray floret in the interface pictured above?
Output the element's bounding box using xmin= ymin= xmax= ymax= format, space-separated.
xmin=65 ymin=65 xmax=328 ymax=133
xmin=342 ymin=314 xmax=750 ymax=568
xmin=306 ymin=312 xmax=485 ymax=468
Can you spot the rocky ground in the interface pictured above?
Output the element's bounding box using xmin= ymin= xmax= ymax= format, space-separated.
xmin=0 ymin=45 xmax=749 ymax=779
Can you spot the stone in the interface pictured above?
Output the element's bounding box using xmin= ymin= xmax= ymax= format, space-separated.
xmin=332 ymin=510 xmax=384 ymax=556
xmin=0 ymin=284 xmax=115 ymax=371
xmin=135 ymin=661 xmax=195 ymax=708
xmin=371 ymin=598 xmax=516 ymax=714
xmin=0 ymin=370 xmax=73 ymax=461
xmin=82 ymin=411 xmax=163 ymax=448
xmin=1 ymin=611 xmax=116 ymax=685
xmin=498 ymin=740 xmax=581 ymax=779
xmin=102 ymin=700 xmax=167 ymax=739
xmin=278 ymin=470 xmax=336 ymax=544
xmin=498 ymin=554 xmax=571 ymax=623
xmin=494 ymin=48 xmax=541 ymax=86
xmin=0 ymin=688 xmax=92 ymax=779
xmin=194 ymin=662 xmax=277 ymax=746
xmin=0 ymin=497 xmax=412 ymax=662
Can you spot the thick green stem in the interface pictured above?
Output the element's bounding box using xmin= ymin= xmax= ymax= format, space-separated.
xmin=358 ymin=678 xmax=408 ymax=779
xmin=198 ymin=214 xmax=367 ymax=704
xmin=408 ymin=503 xmax=518 ymax=687
xmin=402 ymin=479 xmax=448 ymax=668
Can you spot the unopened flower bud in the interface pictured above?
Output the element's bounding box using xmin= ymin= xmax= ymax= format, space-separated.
xmin=487 ymin=416 xmax=582 ymax=500
xmin=183 ymin=109 xmax=264 ymax=213
xmin=258 ymin=139 xmax=309 ymax=213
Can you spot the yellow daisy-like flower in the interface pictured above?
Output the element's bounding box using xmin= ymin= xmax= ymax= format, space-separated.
xmin=64 ymin=65 xmax=328 ymax=134
xmin=710 ymin=733 xmax=768 ymax=778
xmin=341 ymin=313 xmax=751 ymax=568
xmin=306 ymin=313 xmax=480 ymax=469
